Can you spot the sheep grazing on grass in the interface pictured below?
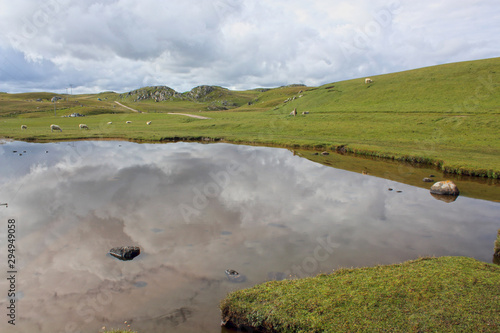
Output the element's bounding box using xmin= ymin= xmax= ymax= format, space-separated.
xmin=21 ymin=125 xmax=27 ymax=130
xmin=146 ymin=121 xmax=152 ymax=125
xmin=126 ymin=121 xmax=132 ymax=124
xmin=79 ymin=124 xmax=89 ymax=129
xmin=50 ymin=124 xmax=62 ymax=132
xmin=107 ymin=121 xmax=112 ymax=125
xmin=290 ymin=108 xmax=297 ymax=116
xmin=302 ymin=111 xmax=309 ymax=115
xmin=365 ymin=78 xmax=373 ymax=84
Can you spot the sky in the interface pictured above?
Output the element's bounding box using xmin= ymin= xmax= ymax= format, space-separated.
xmin=0 ymin=0 xmax=499 ymax=94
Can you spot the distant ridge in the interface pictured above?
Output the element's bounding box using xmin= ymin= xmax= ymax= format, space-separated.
xmin=120 ymin=85 xmax=231 ymax=102
xmin=117 ymin=57 xmax=499 ymax=113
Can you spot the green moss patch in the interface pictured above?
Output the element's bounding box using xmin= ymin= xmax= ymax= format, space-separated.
xmin=221 ymin=257 xmax=500 ymax=332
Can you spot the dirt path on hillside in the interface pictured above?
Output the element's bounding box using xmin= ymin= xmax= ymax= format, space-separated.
xmin=114 ymin=101 xmax=142 ymax=113
xmin=113 ymin=102 xmax=210 ymax=119
xmin=167 ymin=113 xmax=211 ymax=119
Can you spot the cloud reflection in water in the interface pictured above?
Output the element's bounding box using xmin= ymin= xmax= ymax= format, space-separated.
xmin=0 ymin=140 xmax=498 ymax=333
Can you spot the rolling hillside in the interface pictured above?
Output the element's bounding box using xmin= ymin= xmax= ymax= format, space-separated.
xmin=0 ymin=57 xmax=498 ymax=177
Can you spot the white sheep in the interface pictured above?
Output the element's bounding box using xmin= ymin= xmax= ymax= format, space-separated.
xmin=50 ymin=124 xmax=62 ymax=132
xmin=126 ymin=121 xmax=132 ymax=124
xmin=79 ymin=124 xmax=89 ymax=129
xmin=365 ymin=78 xmax=373 ymax=84
xmin=21 ymin=125 xmax=27 ymax=130
xmin=107 ymin=121 xmax=112 ymax=125
xmin=146 ymin=121 xmax=152 ymax=125
xmin=289 ymin=108 xmax=297 ymax=116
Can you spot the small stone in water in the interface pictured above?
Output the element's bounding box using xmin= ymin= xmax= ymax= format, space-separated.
xmin=225 ymin=269 xmax=246 ymax=283
xmin=109 ymin=246 xmax=140 ymax=261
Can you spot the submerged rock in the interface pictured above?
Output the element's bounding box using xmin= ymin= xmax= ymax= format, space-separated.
xmin=225 ymin=269 xmax=246 ymax=283
xmin=109 ymin=246 xmax=140 ymax=261
xmin=430 ymin=180 xmax=460 ymax=196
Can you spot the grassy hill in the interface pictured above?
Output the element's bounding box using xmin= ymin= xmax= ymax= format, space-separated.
xmin=0 ymin=57 xmax=499 ymax=177
xmin=277 ymin=57 xmax=499 ymax=113
xmin=220 ymin=256 xmax=500 ymax=332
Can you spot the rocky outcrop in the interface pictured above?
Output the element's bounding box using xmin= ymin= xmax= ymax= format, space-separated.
xmin=109 ymin=246 xmax=141 ymax=261
xmin=120 ymin=85 xmax=233 ymax=104
xmin=184 ymin=85 xmax=217 ymax=100
xmin=430 ymin=180 xmax=460 ymax=196
xmin=122 ymin=86 xmax=179 ymax=102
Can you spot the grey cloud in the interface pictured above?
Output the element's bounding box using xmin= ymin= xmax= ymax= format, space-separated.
xmin=0 ymin=0 xmax=499 ymax=93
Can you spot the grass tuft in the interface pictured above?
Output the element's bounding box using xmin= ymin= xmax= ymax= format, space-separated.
xmin=221 ymin=256 xmax=500 ymax=332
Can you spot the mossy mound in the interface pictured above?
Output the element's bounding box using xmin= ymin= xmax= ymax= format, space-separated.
xmin=221 ymin=256 xmax=500 ymax=332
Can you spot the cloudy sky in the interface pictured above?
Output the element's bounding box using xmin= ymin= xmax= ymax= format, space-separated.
xmin=0 ymin=0 xmax=499 ymax=94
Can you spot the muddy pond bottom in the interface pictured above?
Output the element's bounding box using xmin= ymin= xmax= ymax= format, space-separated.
xmin=0 ymin=140 xmax=498 ymax=333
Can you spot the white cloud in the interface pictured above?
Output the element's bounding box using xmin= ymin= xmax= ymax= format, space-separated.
xmin=0 ymin=0 xmax=499 ymax=93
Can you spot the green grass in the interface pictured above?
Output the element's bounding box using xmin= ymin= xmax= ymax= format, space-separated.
xmin=280 ymin=57 xmax=499 ymax=113
xmin=1 ymin=58 xmax=499 ymax=177
xmin=220 ymin=256 xmax=500 ymax=332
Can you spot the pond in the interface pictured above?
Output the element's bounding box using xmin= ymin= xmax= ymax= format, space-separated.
xmin=0 ymin=140 xmax=499 ymax=333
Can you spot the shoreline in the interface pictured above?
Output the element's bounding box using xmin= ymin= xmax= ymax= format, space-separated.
xmin=3 ymin=134 xmax=499 ymax=179
xmin=220 ymin=256 xmax=500 ymax=333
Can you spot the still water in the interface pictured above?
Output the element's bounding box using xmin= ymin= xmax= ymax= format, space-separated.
xmin=0 ymin=140 xmax=498 ymax=333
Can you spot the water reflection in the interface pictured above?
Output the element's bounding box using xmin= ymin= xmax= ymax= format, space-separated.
xmin=430 ymin=192 xmax=458 ymax=203
xmin=0 ymin=140 xmax=498 ymax=333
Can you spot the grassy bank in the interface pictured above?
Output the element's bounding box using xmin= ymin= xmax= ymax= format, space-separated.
xmin=1 ymin=58 xmax=499 ymax=177
xmin=220 ymin=256 xmax=500 ymax=332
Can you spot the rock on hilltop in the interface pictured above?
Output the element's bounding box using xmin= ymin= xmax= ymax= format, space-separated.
xmin=121 ymin=86 xmax=179 ymax=102
xmin=120 ymin=85 xmax=229 ymax=103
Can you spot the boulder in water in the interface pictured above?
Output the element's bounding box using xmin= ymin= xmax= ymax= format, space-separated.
xmin=109 ymin=246 xmax=140 ymax=261
xmin=430 ymin=180 xmax=459 ymax=196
